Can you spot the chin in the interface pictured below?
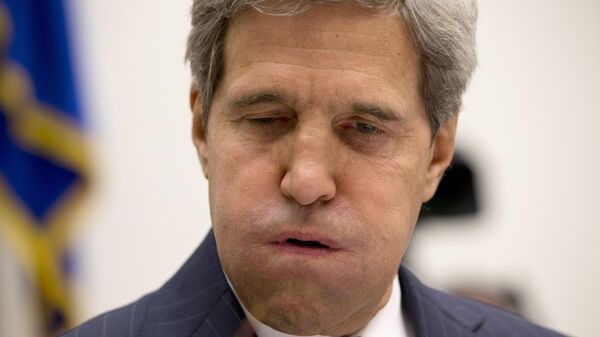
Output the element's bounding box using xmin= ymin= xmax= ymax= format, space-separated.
xmin=258 ymin=298 xmax=337 ymax=336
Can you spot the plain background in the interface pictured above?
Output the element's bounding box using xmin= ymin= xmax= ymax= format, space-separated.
xmin=4 ymin=0 xmax=598 ymax=336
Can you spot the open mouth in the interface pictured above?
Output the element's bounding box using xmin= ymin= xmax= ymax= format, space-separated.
xmin=285 ymin=238 xmax=330 ymax=249
xmin=269 ymin=233 xmax=343 ymax=257
xmin=268 ymin=232 xmax=342 ymax=256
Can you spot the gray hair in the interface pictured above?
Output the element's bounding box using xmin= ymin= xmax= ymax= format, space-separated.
xmin=186 ymin=0 xmax=477 ymax=133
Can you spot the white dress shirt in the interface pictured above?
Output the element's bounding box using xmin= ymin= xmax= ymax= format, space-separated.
xmin=228 ymin=275 xmax=412 ymax=337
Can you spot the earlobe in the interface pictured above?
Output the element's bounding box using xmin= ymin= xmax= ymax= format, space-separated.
xmin=422 ymin=115 xmax=458 ymax=202
xmin=190 ymin=87 xmax=209 ymax=179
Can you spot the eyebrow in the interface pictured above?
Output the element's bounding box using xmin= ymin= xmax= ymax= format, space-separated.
xmin=351 ymin=102 xmax=404 ymax=122
xmin=229 ymin=91 xmax=404 ymax=122
xmin=229 ymin=91 xmax=295 ymax=109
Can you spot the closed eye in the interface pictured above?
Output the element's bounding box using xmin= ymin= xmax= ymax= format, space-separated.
xmin=248 ymin=116 xmax=289 ymax=125
xmin=243 ymin=115 xmax=294 ymax=140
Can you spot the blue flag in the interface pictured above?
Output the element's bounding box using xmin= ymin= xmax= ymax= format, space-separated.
xmin=0 ymin=0 xmax=90 ymax=335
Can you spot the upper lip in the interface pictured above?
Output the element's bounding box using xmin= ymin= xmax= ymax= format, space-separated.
xmin=270 ymin=231 xmax=343 ymax=250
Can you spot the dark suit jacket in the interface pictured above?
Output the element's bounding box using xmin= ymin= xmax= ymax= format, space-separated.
xmin=60 ymin=232 xmax=566 ymax=337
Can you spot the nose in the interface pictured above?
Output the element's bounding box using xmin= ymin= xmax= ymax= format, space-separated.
xmin=280 ymin=126 xmax=338 ymax=206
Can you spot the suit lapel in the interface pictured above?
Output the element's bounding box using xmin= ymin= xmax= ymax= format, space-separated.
xmin=191 ymin=289 xmax=249 ymax=337
xmin=399 ymin=266 xmax=485 ymax=337
xmin=138 ymin=231 xmax=249 ymax=337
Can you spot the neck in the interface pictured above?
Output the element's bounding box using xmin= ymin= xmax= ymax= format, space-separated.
xmin=322 ymin=282 xmax=394 ymax=336
xmin=228 ymin=275 xmax=396 ymax=337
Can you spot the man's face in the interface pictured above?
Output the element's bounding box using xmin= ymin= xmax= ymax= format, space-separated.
xmin=192 ymin=4 xmax=456 ymax=336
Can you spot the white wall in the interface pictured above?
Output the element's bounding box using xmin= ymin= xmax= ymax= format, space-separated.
xmin=67 ymin=0 xmax=211 ymax=319
xmin=410 ymin=2 xmax=600 ymax=336
xmin=67 ymin=1 xmax=599 ymax=336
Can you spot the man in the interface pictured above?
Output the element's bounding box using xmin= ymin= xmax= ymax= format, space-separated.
xmin=62 ymin=1 xmax=566 ymax=336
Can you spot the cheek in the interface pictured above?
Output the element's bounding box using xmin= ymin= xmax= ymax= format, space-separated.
xmin=344 ymin=154 xmax=428 ymax=257
xmin=208 ymin=140 xmax=280 ymax=236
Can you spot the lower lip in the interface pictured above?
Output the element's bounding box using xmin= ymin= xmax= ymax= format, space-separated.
xmin=269 ymin=242 xmax=340 ymax=257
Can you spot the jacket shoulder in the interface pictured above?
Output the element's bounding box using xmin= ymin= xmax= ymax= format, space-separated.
xmin=58 ymin=233 xmax=234 ymax=337
xmin=399 ymin=266 xmax=567 ymax=336
xmin=59 ymin=294 xmax=151 ymax=337
xmin=424 ymin=286 xmax=567 ymax=336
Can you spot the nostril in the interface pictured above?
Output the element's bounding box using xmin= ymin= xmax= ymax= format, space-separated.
xmin=280 ymin=165 xmax=337 ymax=206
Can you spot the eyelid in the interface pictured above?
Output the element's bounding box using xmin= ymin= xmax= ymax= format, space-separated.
xmin=243 ymin=113 xmax=295 ymax=131
xmin=247 ymin=115 xmax=291 ymax=123
xmin=351 ymin=102 xmax=405 ymax=123
xmin=338 ymin=120 xmax=385 ymax=134
xmin=335 ymin=114 xmax=388 ymax=130
xmin=238 ymin=100 xmax=295 ymax=115
xmin=243 ymin=111 xmax=294 ymax=120
xmin=229 ymin=91 xmax=297 ymax=110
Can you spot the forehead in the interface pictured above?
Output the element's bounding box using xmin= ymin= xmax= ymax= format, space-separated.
xmin=229 ymin=3 xmax=405 ymax=47
xmin=218 ymin=3 xmax=423 ymax=111
xmin=227 ymin=4 xmax=418 ymax=67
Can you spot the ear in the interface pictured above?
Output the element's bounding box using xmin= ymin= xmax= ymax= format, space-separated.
xmin=190 ymin=87 xmax=209 ymax=179
xmin=421 ymin=115 xmax=458 ymax=202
